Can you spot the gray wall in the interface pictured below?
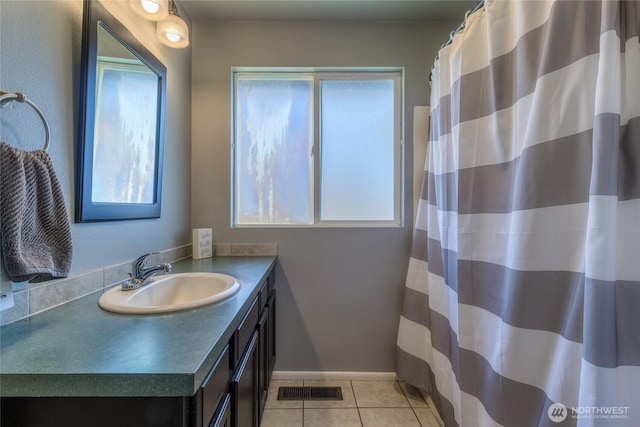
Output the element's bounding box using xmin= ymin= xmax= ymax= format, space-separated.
xmin=1 ymin=0 xmax=456 ymax=373
xmin=191 ymin=21 xmax=454 ymax=372
xmin=0 ymin=1 xmax=192 ymax=280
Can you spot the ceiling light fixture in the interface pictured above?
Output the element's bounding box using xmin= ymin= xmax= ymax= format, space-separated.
xmin=157 ymin=0 xmax=189 ymax=48
xmin=129 ymin=0 xmax=169 ymax=21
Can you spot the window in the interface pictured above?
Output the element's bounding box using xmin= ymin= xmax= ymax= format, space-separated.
xmin=232 ymin=69 xmax=402 ymax=227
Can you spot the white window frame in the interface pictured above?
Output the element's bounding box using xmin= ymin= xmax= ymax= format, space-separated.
xmin=231 ymin=67 xmax=404 ymax=228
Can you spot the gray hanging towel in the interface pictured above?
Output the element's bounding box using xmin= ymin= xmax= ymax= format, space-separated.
xmin=0 ymin=141 xmax=72 ymax=283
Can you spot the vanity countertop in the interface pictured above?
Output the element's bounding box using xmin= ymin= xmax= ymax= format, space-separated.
xmin=0 ymin=256 xmax=276 ymax=398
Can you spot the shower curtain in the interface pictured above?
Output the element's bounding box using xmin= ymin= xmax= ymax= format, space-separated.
xmin=396 ymin=1 xmax=640 ymax=426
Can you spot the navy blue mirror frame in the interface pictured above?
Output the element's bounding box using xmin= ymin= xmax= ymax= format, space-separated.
xmin=76 ymin=0 xmax=166 ymax=222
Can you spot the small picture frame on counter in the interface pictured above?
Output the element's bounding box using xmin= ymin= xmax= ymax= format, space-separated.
xmin=192 ymin=228 xmax=213 ymax=259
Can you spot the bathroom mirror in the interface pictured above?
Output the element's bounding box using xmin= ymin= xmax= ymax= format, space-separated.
xmin=76 ymin=0 xmax=166 ymax=222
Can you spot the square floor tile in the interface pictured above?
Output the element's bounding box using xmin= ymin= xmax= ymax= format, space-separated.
xmin=352 ymin=381 xmax=410 ymax=408
xmin=359 ymin=408 xmax=421 ymax=427
xmin=260 ymin=409 xmax=303 ymax=427
xmin=303 ymin=379 xmax=357 ymax=408
xmin=265 ymin=379 xmax=304 ymax=409
xmin=413 ymin=407 xmax=442 ymax=427
xmin=304 ymin=408 xmax=362 ymax=427
xmin=399 ymin=382 xmax=428 ymax=408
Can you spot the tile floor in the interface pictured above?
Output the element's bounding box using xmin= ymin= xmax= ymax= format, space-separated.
xmin=260 ymin=379 xmax=442 ymax=427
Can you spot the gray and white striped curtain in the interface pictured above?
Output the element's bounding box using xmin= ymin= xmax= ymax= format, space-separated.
xmin=396 ymin=1 xmax=640 ymax=426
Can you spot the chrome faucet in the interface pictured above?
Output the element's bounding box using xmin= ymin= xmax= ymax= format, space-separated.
xmin=121 ymin=252 xmax=172 ymax=290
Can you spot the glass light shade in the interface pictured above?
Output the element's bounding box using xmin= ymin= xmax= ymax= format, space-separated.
xmin=129 ymin=0 xmax=169 ymax=21
xmin=157 ymin=15 xmax=189 ymax=48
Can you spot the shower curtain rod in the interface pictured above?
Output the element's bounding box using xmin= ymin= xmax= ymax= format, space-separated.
xmin=429 ymin=0 xmax=484 ymax=82
xmin=442 ymin=0 xmax=485 ymax=48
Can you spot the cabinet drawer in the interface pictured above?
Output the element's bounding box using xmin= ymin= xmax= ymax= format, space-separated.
xmin=258 ymin=269 xmax=276 ymax=311
xmin=232 ymin=297 xmax=259 ymax=369
xmin=201 ymin=345 xmax=230 ymax=426
xmin=258 ymin=280 xmax=268 ymax=311
xmin=267 ymin=267 xmax=275 ymax=294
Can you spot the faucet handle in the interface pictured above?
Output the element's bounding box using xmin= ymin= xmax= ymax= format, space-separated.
xmin=132 ymin=252 xmax=160 ymax=274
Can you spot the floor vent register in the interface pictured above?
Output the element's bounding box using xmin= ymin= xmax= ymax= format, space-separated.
xmin=277 ymin=386 xmax=343 ymax=401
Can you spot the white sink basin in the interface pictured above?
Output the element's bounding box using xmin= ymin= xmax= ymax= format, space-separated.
xmin=98 ymin=272 xmax=240 ymax=314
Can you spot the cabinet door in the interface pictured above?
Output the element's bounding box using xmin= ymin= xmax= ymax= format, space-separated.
xmin=231 ymin=331 xmax=259 ymax=427
xmin=200 ymin=345 xmax=230 ymax=427
xmin=210 ymin=394 xmax=231 ymax=427
xmin=266 ymin=290 xmax=276 ymax=382
xmin=257 ymin=308 xmax=269 ymax=423
xmin=1 ymin=396 xmax=188 ymax=427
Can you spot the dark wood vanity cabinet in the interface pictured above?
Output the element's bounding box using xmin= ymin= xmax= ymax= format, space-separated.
xmin=231 ymin=332 xmax=259 ymax=427
xmin=1 ymin=396 xmax=190 ymax=427
xmin=210 ymin=394 xmax=231 ymax=427
xmin=192 ymin=345 xmax=231 ymax=427
xmin=257 ymin=268 xmax=276 ymax=424
xmin=258 ymin=289 xmax=276 ymax=421
xmin=206 ymin=267 xmax=276 ymax=427
xmin=0 ymin=266 xmax=276 ymax=427
xmin=229 ymin=267 xmax=276 ymax=427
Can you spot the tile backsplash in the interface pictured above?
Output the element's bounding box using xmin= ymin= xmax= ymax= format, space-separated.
xmin=0 ymin=245 xmax=191 ymax=326
xmin=0 ymin=244 xmax=277 ymax=326
xmin=213 ymin=243 xmax=278 ymax=256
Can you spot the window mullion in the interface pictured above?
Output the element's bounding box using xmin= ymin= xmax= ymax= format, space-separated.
xmin=395 ymin=73 xmax=403 ymax=227
xmin=313 ymin=74 xmax=321 ymax=224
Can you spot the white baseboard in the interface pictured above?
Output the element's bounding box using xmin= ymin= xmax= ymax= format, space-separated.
xmin=272 ymin=371 xmax=398 ymax=381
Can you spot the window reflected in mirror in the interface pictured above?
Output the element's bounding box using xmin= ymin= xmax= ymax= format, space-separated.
xmin=93 ymin=23 xmax=158 ymax=204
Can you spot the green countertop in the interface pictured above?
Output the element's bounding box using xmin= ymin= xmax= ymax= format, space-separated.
xmin=0 ymin=256 xmax=276 ymax=398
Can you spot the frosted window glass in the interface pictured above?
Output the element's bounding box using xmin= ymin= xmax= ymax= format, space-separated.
xmin=320 ymin=79 xmax=395 ymax=221
xmin=235 ymin=78 xmax=314 ymax=225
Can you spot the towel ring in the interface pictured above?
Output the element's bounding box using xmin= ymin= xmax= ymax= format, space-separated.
xmin=0 ymin=88 xmax=50 ymax=152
